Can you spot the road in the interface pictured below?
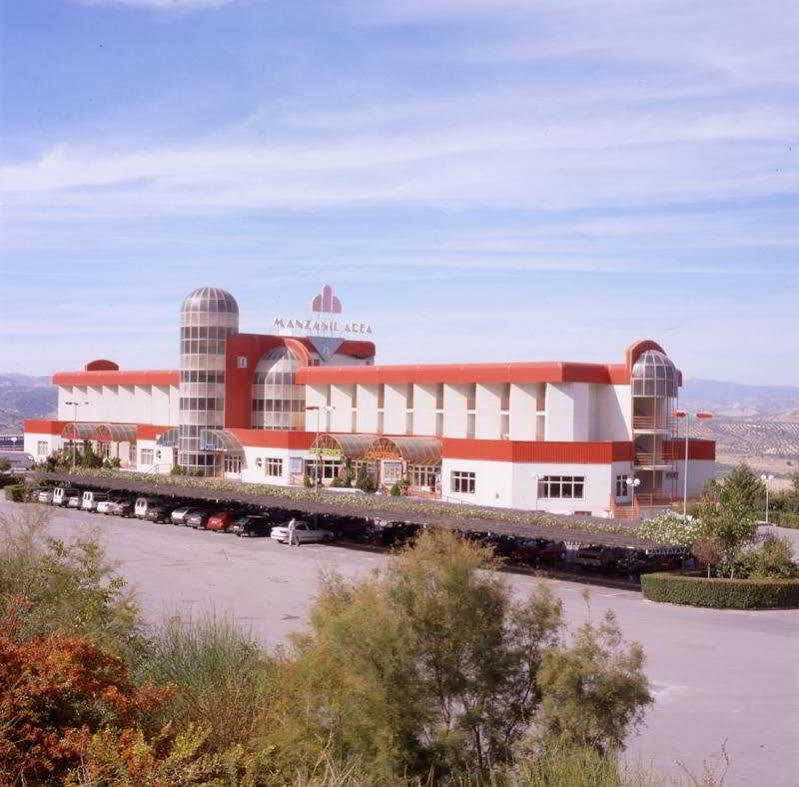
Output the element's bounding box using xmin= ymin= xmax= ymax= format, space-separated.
xmin=2 ymin=501 xmax=797 ymax=786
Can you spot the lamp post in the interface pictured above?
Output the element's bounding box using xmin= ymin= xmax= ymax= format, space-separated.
xmin=626 ymin=475 xmax=641 ymax=514
xmin=672 ymin=410 xmax=713 ymax=519
xmin=760 ymin=474 xmax=775 ymax=525
xmin=64 ymin=400 xmax=89 ymax=470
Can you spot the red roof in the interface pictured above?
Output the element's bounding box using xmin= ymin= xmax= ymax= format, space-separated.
xmin=297 ymin=362 xmax=629 ymax=386
xmin=52 ymin=370 xmax=179 ymax=386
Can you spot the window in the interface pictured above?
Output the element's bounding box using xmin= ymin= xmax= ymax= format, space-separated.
xmin=615 ymin=474 xmax=629 ymax=497
xmin=305 ymin=458 xmax=343 ymax=481
xmin=405 ymin=410 xmax=414 ymax=435
xmin=452 ymin=470 xmax=476 ymax=494
xmin=37 ymin=440 xmax=48 ymax=456
xmin=435 ymin=383 xmax=444 ymax=410
xmin=377 ymin=411 xmax=384 ymax=435
xmin=500 ymin=413 xmax=510 ymax=439
xmin=406 ymin=383 xmax=414 ymax=408
xmin=538 ymin=475 xmax=585 ymax=499
xmin=140 ymin=448 xmax=154 ymax=465
xmin=435 ymin=412 xmax=444 ymax=437
xmin=410 ymin=464 xmax=438 ymax=488
xmin=466 ymin=383 xmax=476 ymax=411
xmin=377 ymin=384 xmax=385 ymax=409
xmin=223 ymin=455 xmax=242 ymax=473
xmin=266 ymin=457 xmax=283 ymax=477
xmin=501 ymin=383 xmax=511 ymax=412
xmin=466 ymin=412 xmax=476 ymax=439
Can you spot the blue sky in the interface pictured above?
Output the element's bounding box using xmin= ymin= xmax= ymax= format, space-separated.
xmin=2 ymin=0 xmax=797 ymax=384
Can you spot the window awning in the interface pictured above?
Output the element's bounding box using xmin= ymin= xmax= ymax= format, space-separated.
xmin=198 ymin=429 xmax=244 ymax=455
xmin=311 ymin=433 xmax=376 ymax=460
xmin=368 ymin=436 xmax=442 ymax=465
xmin=94 ymin=423 xmax=138 ymax=443
xmin=62 ymin=422 xmax=100 ymax=440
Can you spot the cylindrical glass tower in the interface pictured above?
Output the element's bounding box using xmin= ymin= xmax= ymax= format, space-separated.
xmin=178 ymin=287 xmax=239 ymax=475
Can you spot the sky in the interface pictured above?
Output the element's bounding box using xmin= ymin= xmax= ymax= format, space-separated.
xmin=1 ymin=0 xmax=797 ymax=384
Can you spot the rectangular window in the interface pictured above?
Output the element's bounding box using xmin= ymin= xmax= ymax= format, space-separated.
xmin=36 ymin=440 xmax=48 ymax=456
xmin=500 ymin=383 xmax=511 ymax=412
xmin=435 ymin=383 xmax=444 ymax=410
xmin=466 ymin=383 xmax=476 ymax=411
xmin=140 ymin=448 xmax=154 ymax=465
xmin=377 ymin=384 xmax=385 ymax=409
xmin=406 ymin=383 xmax=414 ymax=409
xmin=615 ymin=474 xmax=629 ymax=497
xmin=305 ymin=458 xmax=343 ymax=481
xmin=224 ymin=456 xmax=242 ymax=473
xmin=500 ymin=413 xmax=510 ymax=439
xmin=351 ymin=409 xmax=357 ymax=433
xmin=435 ymin=412 xmax=444 ymax=437
xmin=377 ymin=411 xmax=384 ymax=435
xmin=265 ymin=457 xmax=283 ymax=477
xmin=405 ymin=410 xmax=414 ymax=435
xmin=451 ymin=470 xmax=476 ymax=494
xmin=410 ymin=464 xmax=439 ymax=488
xmin=466 ymin=412 xmax=476 ymax=439
xmin=538 ymin=475 xmax=585 ymax=499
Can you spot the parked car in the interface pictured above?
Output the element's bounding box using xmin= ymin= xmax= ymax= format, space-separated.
xmin=36 ymin=489 xmax=54 ymax=504
xmin=232 ymin=514 xmax=274 ymax=537
xmin=575 ymin=545 xmax=625 ymax=573
xmin=66 ymin=493 xmax=82 ymax=509
xmin=170 ymin=505 xmax=198 ymax=525
xmin=134 ymin=497 xmax=160 ymax=519
xmin=81 ymin=490 xmax=110 ymax=511
xmin=143 ymin=504 xmax=171 ymax=524
xmin=511 ymin=538 xmax=567 ymax=567
xmin=270 ymin=519 xmax=334 ymax=544
xmin=96 ymin=496 xmax=134 ymax=516
xmin=52 ymin=486 xmax=80 ymax=506
xmin=186 ymin=509 xmax=212 ymax=529
xmin=206 ymin=511 xmax=236 ymax=532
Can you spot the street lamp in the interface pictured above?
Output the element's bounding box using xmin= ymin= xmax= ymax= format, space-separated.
xmin=760 ymin=474 xmax=775 ymax=525
xmin=625 ymin=476 xmax=641 ymax=513
xmin=64 ymin=400 xmax=89 ymax=470
xmin=672 ymin=410 xmax=714 ymax=519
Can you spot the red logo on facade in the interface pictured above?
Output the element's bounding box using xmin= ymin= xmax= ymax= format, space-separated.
xmin=311 ymin=285 xmax=342 ymax=314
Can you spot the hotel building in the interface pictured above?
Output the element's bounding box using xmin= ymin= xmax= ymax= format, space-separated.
xmin=24 ymin=285 xmax=715 ymax=518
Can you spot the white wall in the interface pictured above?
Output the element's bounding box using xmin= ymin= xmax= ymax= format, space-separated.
xmin=413 ymin=384 xmax=436 ymax=436
xmin=443 ymin=384 xmax=467 ymax=438
xmin=476 ymin=384 xmax=502 ymax=439
xmin=383 ymin=383 xmax=407 ymax=435
xmin=24 ymin=432 xmax=62 ymax=459
xmin=355 ymin=384 xmax=378 ymax=433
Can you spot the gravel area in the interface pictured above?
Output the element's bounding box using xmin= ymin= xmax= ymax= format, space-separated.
xmin=2 ymin=500 xmax=797 ymax=786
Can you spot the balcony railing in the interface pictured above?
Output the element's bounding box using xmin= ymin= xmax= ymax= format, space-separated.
xmin=634 ymin=451 xmax=673 ymax=467
xmin=632 ymin=415 xmax=672 ymax=431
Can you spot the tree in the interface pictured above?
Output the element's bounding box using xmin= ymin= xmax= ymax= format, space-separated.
xmin=696 ymin=465 xmax=761 ymax=577
xmin=534 ymin=605 xmax=653 ymax=755
xmin=273 ymin=530 xmax=650 ymax=781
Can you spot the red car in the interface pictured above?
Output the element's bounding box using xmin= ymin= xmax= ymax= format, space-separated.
xmin=206 ymin=511 xmax=236 ymax=532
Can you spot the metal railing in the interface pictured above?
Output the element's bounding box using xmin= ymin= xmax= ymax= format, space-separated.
xmin=632 ymin=415 xmax=673 ymax=431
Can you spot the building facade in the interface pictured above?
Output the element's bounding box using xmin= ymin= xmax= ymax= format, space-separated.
xmin=24 ymin=285 xmax=715 ymax=518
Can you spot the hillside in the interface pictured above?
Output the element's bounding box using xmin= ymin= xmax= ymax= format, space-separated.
xmin=681 ymin=378 xmax=799 ymax=417
xmin=0 ymin=374 xmax=57 ymax=433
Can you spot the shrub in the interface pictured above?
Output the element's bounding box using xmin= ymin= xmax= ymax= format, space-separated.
xmin=640 ymin=573 xmax=799 ymax=609
xmin=638 ymin=512 xmax=702 ymax=548
xmin=772 ymin=511 xmax=799 ymax=529
xmin=736 ymin=535 xmax=799 ymax=580
xmin=0 ymin=473 xmax=21 ymax=490
xmin=355 ymin=471 xmax=377 ymax=494
xmin=5 ymin=483 xmax=31 ymax=502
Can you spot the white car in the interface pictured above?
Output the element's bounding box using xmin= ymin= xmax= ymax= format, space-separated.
xmin=66 ymin=494 xmax=82 ymax=508
xmin=37 ymin=489 xmax=54 ymax=504
xmin=270 ymin=520 xmax=335 ymax=544
xmin=170 ymin=506 xmax=196 ymax=525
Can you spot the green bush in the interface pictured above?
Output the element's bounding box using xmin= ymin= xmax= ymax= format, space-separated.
xmin=641 ymin=572 xmax=799 ymax=609
xmin=772 ymin=511 xmax=799 ymax=529
xmin=0 ymin=473 xmax=21 ymax=490
xmin=736 ymin=535 xmax=798 ymax=580
xmin=5 ymin=483 xmax=31 ymax=503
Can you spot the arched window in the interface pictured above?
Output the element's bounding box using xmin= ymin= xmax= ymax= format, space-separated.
xmin=251 ymin=347 xmax=311 ymax=430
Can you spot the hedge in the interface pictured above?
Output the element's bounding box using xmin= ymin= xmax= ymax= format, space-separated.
xmin=771 ymin=512 xmax=799 ymax=530
xmin=5 ymin=484 xmax=31 ymax=503
xmin=641 ymin=572 xmax=799 ymax=609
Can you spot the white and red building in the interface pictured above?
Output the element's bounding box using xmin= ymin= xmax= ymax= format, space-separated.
xmin=24 ymin=285 xmax=715 ymax=518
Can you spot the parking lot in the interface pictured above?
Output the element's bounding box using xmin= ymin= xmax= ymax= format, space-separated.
xmin=2 ymin=499 xmax=797 ymax=785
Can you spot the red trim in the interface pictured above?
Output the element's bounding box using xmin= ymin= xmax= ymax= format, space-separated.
xmin=226 ymin=429 xmax=316 ymax=449
xmin=298 ymin=362 xmax=629 ymax=386
xmin=84 ymin=359 xmax=119 ymax=371
xmin=135 ymin=424 xmax=174 ymax=441
xmin=52 ymin=370 xmax=179 ymax=387
xmin=625 ymin=339 xmax=666 ymax=371
xmin=664 ymin=439 xmax=716 ymax=461
xmin=23 ymin=419 xmax=68 ymax=436
xmin=442 ymin=439 xmax=634 ymax=464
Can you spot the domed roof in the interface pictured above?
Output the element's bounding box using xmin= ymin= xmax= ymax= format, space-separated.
xmin=631 ymin=349 xmax=678 ymax=396
xmin=181 ymin=287 xmax=239 ymax=314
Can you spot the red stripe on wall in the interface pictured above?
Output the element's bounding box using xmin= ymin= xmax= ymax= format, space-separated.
xmin=23 ymin=419 xmax=69 ymax=435
xmin=663 ymin=439 xmax=716 ymax=461
xmin=442 ymin=439 xmax=635 ymax=464
xmin=226 ymin=429 xmax=316 ymax=449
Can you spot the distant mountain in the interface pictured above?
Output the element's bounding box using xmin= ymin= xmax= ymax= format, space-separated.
xmin=0 ymin=374 xmax=57 ymax=433
xmin=680 ymin=378 xmax=799 ymax=417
